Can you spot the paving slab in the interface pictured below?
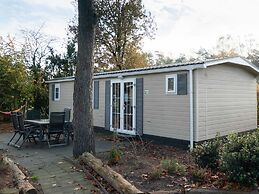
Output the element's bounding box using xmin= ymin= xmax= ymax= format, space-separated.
xmin=0 ymin=132 xmax=113 ymax=194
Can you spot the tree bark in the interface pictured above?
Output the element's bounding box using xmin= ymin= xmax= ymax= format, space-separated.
xmin=73 ymin=0 xmax=97 ymax=157
xmin=80 ymin=153 xmax=143 ymax=194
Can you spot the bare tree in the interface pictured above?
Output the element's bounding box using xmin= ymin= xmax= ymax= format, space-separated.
xmin=21 ymin=25 xmax=55 ymax=70
xmin=21 ymin=25 xmax=55 ymax=112
xmin=73 ymin=0 xmax=97 ymax=157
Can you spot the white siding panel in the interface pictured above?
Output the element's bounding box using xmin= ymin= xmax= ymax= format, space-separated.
xmin=196 ymin=64 xmax=257 ymax=141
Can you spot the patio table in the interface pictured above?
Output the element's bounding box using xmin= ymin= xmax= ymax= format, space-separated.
xmin=25 ymin=119 xmax=72 ymax=144
xmin=25 ymin=119 xmax=50 ymax=141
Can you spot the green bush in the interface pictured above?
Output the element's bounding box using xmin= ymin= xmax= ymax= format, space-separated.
xmin=109 ymin=147 xmax=122 ymax=165
xmin=191 ymin=168 xmax=206 ymax=183
xmin=160 ymin=159 xmax=186 ymax=175
xmin=149 ymin=168 xmax=162 ymax=180
xmin=31 ymin=175 xmax=38 ymax=182
xmin=220 ymin=130 xmax=259 ymax=186
xmin=191 ymin=135 xmax=222 ymax=169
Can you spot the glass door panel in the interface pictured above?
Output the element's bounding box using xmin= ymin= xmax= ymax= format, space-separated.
xmin=123 ymin=82 xmax=134 ymax=131
xmin=112 ymin=82 xmax=120 ymax=129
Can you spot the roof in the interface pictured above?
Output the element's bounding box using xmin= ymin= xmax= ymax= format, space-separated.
xmin=45 ymin=56 xmax=259 ymax=83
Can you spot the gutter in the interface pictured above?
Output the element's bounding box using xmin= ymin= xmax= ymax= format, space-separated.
xmin=189 ymin=68 xmax=194 ymax=150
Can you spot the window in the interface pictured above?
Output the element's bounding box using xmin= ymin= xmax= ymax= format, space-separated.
xmin=54 ymin=84 xmax=60 ymax=101
xmin=166 ymin=74 xmax=177 ymax=94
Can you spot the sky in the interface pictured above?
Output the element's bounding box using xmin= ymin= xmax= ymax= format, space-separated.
xmin=0 ymin=0 xmax=259 ymax=57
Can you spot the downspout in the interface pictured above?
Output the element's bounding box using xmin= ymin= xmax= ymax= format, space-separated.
xmin=189 ymin=68 xmax=194 ymax=150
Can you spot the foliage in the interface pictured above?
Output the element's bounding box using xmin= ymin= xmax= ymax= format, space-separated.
xmin=109 ymin=147 xmax=122 ymax=165
xmin=190 ymin=168 xmax=206 ymax=183
xmin=21 ymin=26 xmax=55 ymax=69
xmin=21 ymin=26 xmax=55 ymax=113
xmin=0 ymin=36 xmax=32 ymax=111
xmin=149 ymin=167 xmax=162 ymax=180
xmin=45 ymin=40 xmax=77 ymax=78
xmin=160 ymin=159 xmax=186 ymax=175
xmin=31 ymin=175 xmax=38 ymax=182
xmin=69 ymin=0 xmax=156 ymax=70
xmin=191 ymin=135 xmax=222 ymax=170
xmin=220 ymin=131 xmax=259 ymax=186
xmin=247 ymin=49 xmax=259 ymax=68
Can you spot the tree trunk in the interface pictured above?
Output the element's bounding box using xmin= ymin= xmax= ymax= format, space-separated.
xmin=3 ymin=157 xmax=37 ymax=194
xmin=80 ymin=153 xmax=143 ymax=194
xmin=73 ymin=0 xmax=97 ymax=158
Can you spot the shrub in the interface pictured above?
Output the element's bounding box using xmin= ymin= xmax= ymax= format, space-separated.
xmin=109 ymin=147 xmax=122 ymax=165
xmin=149 ymin=168 xmax=162 ymax=180
xmin=220 ymin=131 xmax=259 ymax=186
xmin=191 ymin=135 xmax=222 ymax=169
xmin=160 ymin=159 xmax=186 ymax=175
xmin=190 ymin=168 xmax=206 ymax=183
xmin=31 ymin=175 xmax=38 ymax=182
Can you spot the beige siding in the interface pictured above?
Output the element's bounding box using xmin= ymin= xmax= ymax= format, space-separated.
xmin=196 ymin=64 xmax=257 ymax=141
xmin=49 ymin=80 xmax=106 ymax=127
xmin=142 ymin=73 xmax=190 ymax=140
xmin=93 ymin=79 xmax=106 ymax=127
xmin=49 ymin=81 xmax=74 ymax=120
xmin=49 ymin=73 xmax=190 ymax=140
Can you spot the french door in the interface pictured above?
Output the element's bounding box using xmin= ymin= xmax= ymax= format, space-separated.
xmin=110 ymin=79 xmax=136 ymax=135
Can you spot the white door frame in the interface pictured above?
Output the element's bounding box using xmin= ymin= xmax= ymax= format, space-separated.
xmin=110 ymin=78 xmax=136 ymax=135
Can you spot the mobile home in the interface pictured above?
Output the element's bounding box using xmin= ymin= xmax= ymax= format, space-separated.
xmin=46 ymin=57 xmax=258 ymax=148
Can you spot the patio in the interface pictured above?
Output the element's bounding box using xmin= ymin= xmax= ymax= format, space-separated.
xmin=0 ymin=132 xmax=114 ymax=194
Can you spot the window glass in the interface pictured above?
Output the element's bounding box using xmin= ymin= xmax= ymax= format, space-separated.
xmin=167 ymin=77 xmax=175 ymax=91
xmin=166 ymin=74 xmax=177 ymax=94
xmin=54 ymin=84 xmax=60 ymax=101
xmin=55 ymin=87 xmax=59 ymax=99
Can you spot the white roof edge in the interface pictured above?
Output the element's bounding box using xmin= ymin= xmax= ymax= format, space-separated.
xmin=45 ymin=78 xmax=75 ymax=83
xmin=45 ymin=64 xmax=206 ymax=83
xmin=204 ymin=56 xmax=259 ymax=73
xmin=45 ymin=56 xmax=259 ymax=83
xmin=94 ymin=64 xmax=206 ymax=79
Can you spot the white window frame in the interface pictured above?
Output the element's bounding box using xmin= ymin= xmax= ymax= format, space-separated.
xmin=54 ymin=83 xmax=60 ymax=101
xmin=165 ymin=74 xmax=177 ymax=94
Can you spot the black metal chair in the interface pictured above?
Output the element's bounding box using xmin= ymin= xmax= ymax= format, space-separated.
xmin=64 ymin=108 xmax=73 ymax=143
xmin=46 ymin=112 xmax=67 ymax=148
xmin=9 ymin=113 xmax=39 ymax=148
xmin=26 ymin=109 xmax=41 ymax=120
xmin=64 ymin=108 xmax=71 ymax=122
xmin=7 ymin=112 xmax=21 ymax=146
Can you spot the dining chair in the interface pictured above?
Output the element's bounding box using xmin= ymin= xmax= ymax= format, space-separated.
xmin=64 ymin=108 xmax=71 ymax=122
xmin=14 ymin=113 xmax=39 ymax=148
xmin=46 ymin=112 xmax=67 ymax=148
xmin=64 ymin=108 xmax=73 ymax=143
xmin=7 ymin=112 xmax=21 ymax=146
xmin=26 ymin=109 xmax=41 ymax=120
